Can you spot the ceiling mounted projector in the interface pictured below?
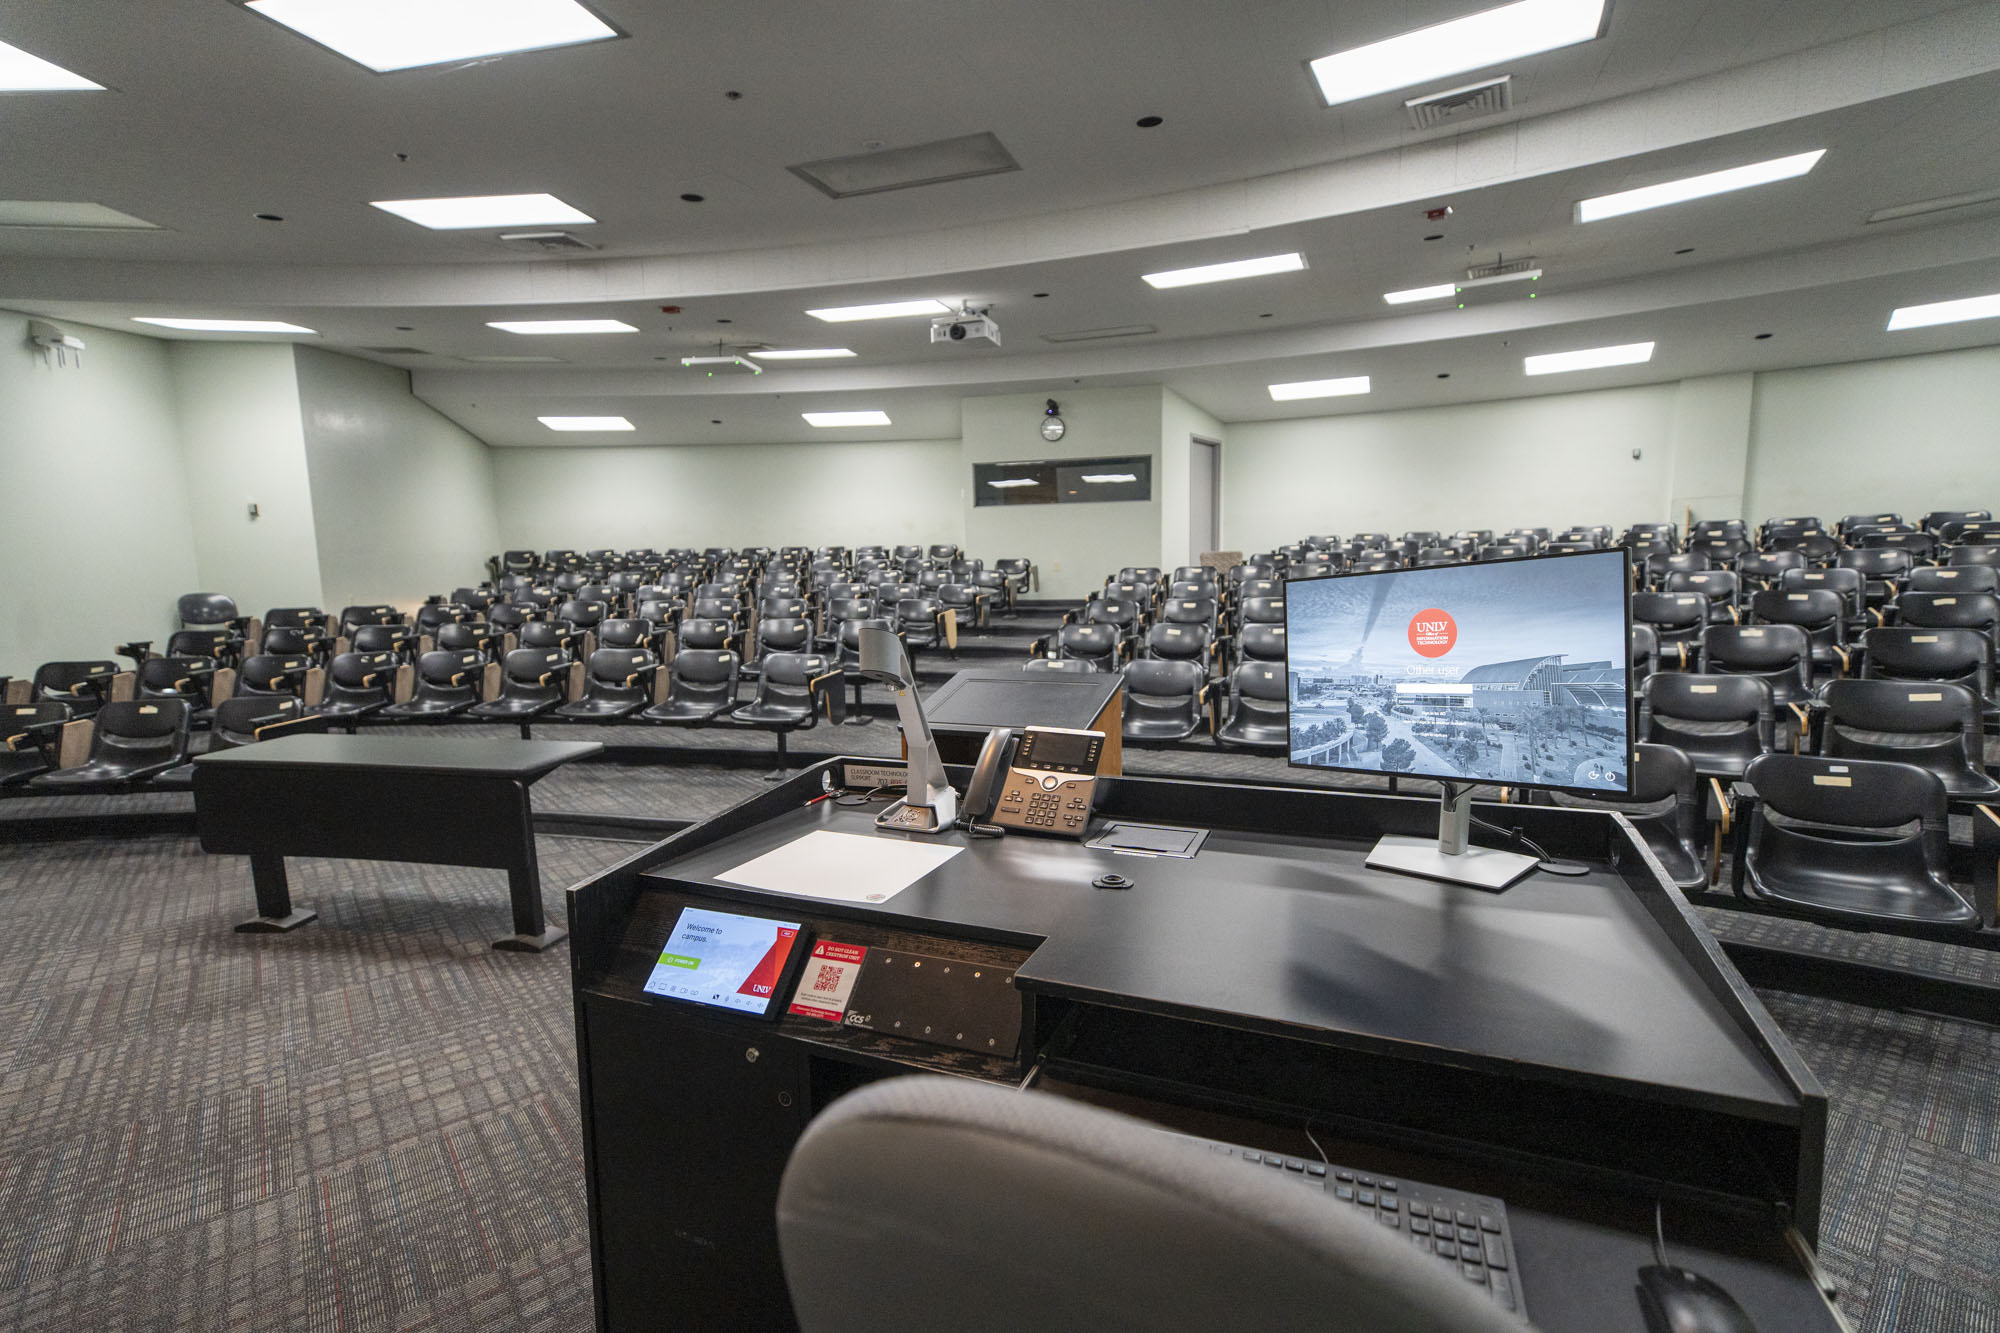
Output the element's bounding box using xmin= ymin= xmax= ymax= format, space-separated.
xmin=680 ymin=354 xmax=764 ymax=377
xmin=931 ymin=305 xmax=1000 ymax=346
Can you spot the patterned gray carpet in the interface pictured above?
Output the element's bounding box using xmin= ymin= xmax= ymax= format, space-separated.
xmin=0 ymin=748 xmax=1995 ymax=1330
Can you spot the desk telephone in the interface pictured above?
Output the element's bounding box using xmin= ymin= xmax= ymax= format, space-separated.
xmin=962 ymin=726 xmax=1105 ymax=837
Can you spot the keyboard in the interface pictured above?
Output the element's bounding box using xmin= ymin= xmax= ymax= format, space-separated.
xmin=1167 ymin=1132 xmax=1527 ymax=1320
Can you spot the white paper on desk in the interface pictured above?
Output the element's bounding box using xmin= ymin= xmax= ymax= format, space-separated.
xmin=716 ymin=830 xmax=962 ymax=904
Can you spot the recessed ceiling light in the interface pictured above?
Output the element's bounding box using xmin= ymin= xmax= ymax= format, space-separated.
xmin=1309 ymin=0 xmax=1604 ymax=107
xmin=0 ymin=38 xmax=103 ymax=91
xmin=1269 ymin=376 xmax=1371 ymax=401
xmin=680 ymin=193 xmax=705 ymax=203
xmin=486 ymin=319 xmax=637 ymax=334
xmin=1886 ymin=292 xmax=2000 ymax=331
xmin=538 ymin=415 xmax=634 ymax=431
xmin=1383 ymin=283 xmax=1458 ymax=305
xmin=462 ymin=354 xmax=566 ymax=363
xmin=371 ymin=193 xmax=595 ymax=230
xmin=805 ymin=298 xmax=953 ymax=322
xmin=1754 ymin=333 xmax=1773 ymax=341
xmin=0 ymin=201 xmax=157 ymax=230
xmin=747 ymin=348 xmax=856 ymax=360
xmin=133 ymin=317 xmax=318 ymax=334
xmin=987 ymin=478 xmax=1039 ymax=489
xmin=1143 ymin=252 xmax=1305 ymax=289
xmin=242 ymin=0 xmax=619 ymax=73
xmin=1523 ymin=341 xmax=1654 ymax=375
xmin=1135 ymin=116 xmax=1164 ymax=128
xmin=802 ymin=410 xmax=892 ymax=427
xmin=1081 ymin=473 xmax=1140 ymax=483
xmin=1865 ymin=186 xmax=2000 ymax=226
xmin=1575 ymin=150 xmax=1825 ymax=223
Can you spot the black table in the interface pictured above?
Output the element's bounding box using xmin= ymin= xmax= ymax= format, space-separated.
xmin=195 ymin=735 xmax=601 ymax=951
xmin=566 ymin=761 xmax=1841 ymax=1332
xmin=922 ymin=668 xmax=1124 ymax=770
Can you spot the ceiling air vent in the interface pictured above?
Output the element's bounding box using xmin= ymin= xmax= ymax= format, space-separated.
xmin=357 ymin=346 xmax=430 ymax=356
xmin=1040 ymin=324 xmax=1158 ymax=344
xmin=497 ymin=230 xmax=599 ymax=252
xmin=1404 ymin=76 xmax=1511 ymax=132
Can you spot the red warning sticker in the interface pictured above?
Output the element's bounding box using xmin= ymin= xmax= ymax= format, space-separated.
xmin=1408 ymin=609 xmax=1457 ymax=658
xmin=787 ymin=941 xmax=869 ymax=1021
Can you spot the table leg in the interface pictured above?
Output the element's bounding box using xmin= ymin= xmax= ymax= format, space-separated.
xmin=235 ymin=852 xmax=318 ymax=932
xmin=493 ymin=781 xmax=567 ymax=952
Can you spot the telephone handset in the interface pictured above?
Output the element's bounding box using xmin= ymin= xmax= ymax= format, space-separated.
xmin=963 ymin=725 xmax=1105 ymax=837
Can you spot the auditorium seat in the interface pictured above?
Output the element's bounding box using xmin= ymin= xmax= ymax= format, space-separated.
xmin=1630 ymin=592 xmax=1708 ymax=669
xmin=1214 ymin=662 xmax=1290 ymax=751
xmin=31 ymin=660 xmax=125 ymax=719
xmin=1733 ymin=754 xmax=1978 ymax=933
xmin=315 ymin=650 xmax=404 ymax=723
xmin=205 ymin=695 xmax=320 ymax=752
xmin=31 ymin=699 xmax=190 ymax=790
xmin=1 ymin=702 xmax=68 ymax=786
xmin=1905 ymin=565 xmax=2000 ymax=598
xmin=678 ymin=617 xmax=739 ymax=655
xmin=1639 ymin=673 xmax=1774 ymax=780
xmin=1748 ymin=588 xmax=1850 ymax=677
xmin=350 ymin=622 xmax=419 ymax=663
xmin=235 ymin=654 xmax=317 ymax=702
xmin=1736 ymin=550 xmax=1805 ymax=594
xmin=1860 ymin=627 xmax=1995 ymax=711
xmin=1040 ymin=623 xmax=1122 ymax=673
xmin=1699 ymin=624 xmax=1814 ymax=741
xmin=1236 ymin=624 xmax=1286 ymax=665
xmin=732 ymin=651 xmax=842 ymax=773
xmin=379 ymin=649 xmax=486 ymax=720
xmin=468 ymin=648 xmax=574 ymax=724
xmin=436 ymin=621 xmax=504 ymax=664
xmin=1896 ymin=591 xmax=2000 ymax=655
xmin=1665 ymin=571 xmax=1739 ymax=619
xmin=1818 ymin=679 xmax=2000 ymax=801
xmin=135 ymin=655 xmax=219 ymax=723
xmin=642 ymin=650 xmax=742 ymax=725
xmin=1121 ymin=659 xmax=1208 ymax=742
xmin=1022 ymin=658 xmax=1096 ymax=674
xmin=554 ymin=648 xmax=657 ymax=721
xmin=1550 ymin=742 xmax=1707 ymax=890
xmin=1142 ymin=623 xmax=1214 ymax=672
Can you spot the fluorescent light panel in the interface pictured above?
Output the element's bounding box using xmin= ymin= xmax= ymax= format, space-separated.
xmin=133 ymin=317 xmax=317 ymax=334
xmin=805 ymin=299 xmax=952 ymax=323
xmin=0 ymin=37 xmax=102 ymax=90
xmin=1383 ymin=283 xmax=1458 ymax=305
xmin=1142 ymin=253 xmax=1305 ymax=290
xmin=372 ymin=193 xmax=594 ymax=230
xmin=1080 ymin=474 xmax=1139 ymax=484
xmin=487 ymin=319 xmax=637 ymax=334
xmin=1887 ymin=293 xmax=2000 ymax=331
xmin=1523 ymin=341 xmax=1654 ymax=375
xmin=746 ymin=348 xmax=855 ymax=360
xmin=1309 ymin=0 xmax=1604 ymax=107
xmin=987 ymin=479 xmax=1038 ymax=489
xmin=243 ymin=0 xmax=618 ymax=73
xmin=802 ymin=411 xmax=891 ymax=427
xmin=1576 ymin=150 xmax=1825 ymax=223
xmin=538 ymin=415 xmax=633 ymax=431
xmin=1269 ymin=376 xmax=1371 ymax=401
xmin=0 ymin=201 xmax=158 ymax=230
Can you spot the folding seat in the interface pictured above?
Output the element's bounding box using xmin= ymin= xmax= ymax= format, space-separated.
xmin=1455 ymin=529 xmax=1496 ymax=546
xmin=938 ymin=583 xmax=994 ymax=635
xmin=1646 ymin=551 xmax=1709 ymax=587
xmin=350 ymin=622 xmax=419 ymax=663
xmin=28 ymin=661 xmax=124 ymax=720
xmin=927 ymin=544 xmax=961 ymax=564
xmin=207 ymin=695 xmax=320 ymax=753
xmin=1760 ymin=516 xmax=1820 ymax=542
xmin=1687 ymin=536 xmax=1752 ymax=568
xmin=1214 ymin=662 xmax=1290 ymax=751
xmin=584 ymin=548 xmax=621 ymax=569
xmin=450 ymin=587 xmax=496 ymax=614
xmin=315 ymin=650 xmax=404 ymax=723
xmin=339 ymin=604 xmax=404 ymax=638
xmin=679 ymin=617 xmax=740 ymax=655
xmin=1690 ymin=519 xmax=1748 ymax=540
xmin=1120 ymin=659 xmax=1208 ymax=742
xmin=1629 ymin=625 xmax=1658 ymax=687
xmin=31 ymin=699 xmax=190 ymax=789
xmin=551 ymin=570 xmax=590 ymax=597
xmin=415 ymin=603 xmax=473 ymax=646
xmin=1170 ymin=565 xmax=1217 ymax=589
xmin=1347 ymin=555 xmax=1400 ymax=574
xmin=518 ymin=619 xmax=584 ymax=662
xmin=596 ymin=617 xmax=668 ymax=659
xmin=1819 ymin=679 xmax=2000 ymax=801
xmin=1766 ymin=532 xmax=1840 ymax=566
xmin=436 ymin=621 xmax=505 ymax=664
xmin=1835 ymin=548 xmax=1912 ymax=613
xmin=266 ymin=604 xmax=332 ymax=642
xmin=510 ymin=586 xmax=560 ymax=613
xmin=1082 ymin=597 xmax=1143 ymax=646
xmin=1629 ymin=592 xmax=1707 ymax=669
xmin=1859 ymin=531 xmax=1937 ymax=563
xmin=235 ymin=654 xmax=318 ymax=702
xmin=1925 ymin=509 xmax=1992 ymax=533
xmin=1349 ymin=533 xmax=1391 ymax=551
xmin=641 ymin=650 xmax=742 ymax=725
xmin=1777 ymin=567 xmax=1864 ymax=628
xmin=1698 ymin=625 xmax=1813 ymax=743
xmin=1 ymin=702 xmax=69 ymax=786
xmin=756 ymin=615 xmax=817 ymax=660
xmin=159 ymin=629 xmax=235 ymax=665
xmin=1118 ymin=566 xmax=1164 ymax=589
xmin=1733 ymin=753 xmax=1977 ymax=931
xmin=890 ymin=600 xmax=944 ymax=655
xmin=1292 ymin=561 xmax=1339 ymax=578
xmin=732 ymin=651 xmax=844 ymax=773
xmin=994 ymin=557 xmax=1036 ymax=602
xmin=605 ymin=572 xmax=645 ymax=604
xmin=1402 ymin=531 xmax=1441 ymax=548
xmin=1236 ymin=591 xmax=1284 ymax=625
xmin=136 ymin=655 xmax=220 ymax=723
xmin=1895 ymin=590 xmax=2000 ymax=656
xmin=970 ymin=569 xmax=1012 ymax=614
xmin=1747 ymin=588 xmax=1850 ymax=678
xmin=1638 ymin=673 xmax=1774 ymax=780
xmin=553 ymin=648 xmax=657 ymax=721
xmin=501 ymin=550 xmax=540 ymax=576
xmin=1236 ymin=624 xmax=1287 ymax=664
xmin=1941 ymin=521 xmax=2000 ymax=545
xmin=1022 ymin=658 xmax=1096 ymax=674
xmin=557 ymin=598 xmax=611 ymax=634
xmin=1549 ymin=743 xmax=1706 ymax=890
xmin=1166 ymin=580 xmax=1212 ymax=602
xmin=1143 ymin=623 xmax=1214 ymax=672
xmin=1413 ymin=549 xmax=1462 ymax=566
xmin=379 ymin=649 xmax=487 ymax=720
xmin=892 ymin=545 xmax=923 ymax=562
xmin=1478 ymin=544 xmax=1529 ymax=563
xmin=1665 ymin=570 xmax=1739 ymax=620
xmin=575 ymin=583 xmax=620 ymax=611
xmin=1905 ymin=565 xmax=2000 ymax=598
xmin=635 ymin=599 xmax=683 ymax=634
xmin=1837 ymin=512 xmax=1903 ymax=537
xmin=178 ymin=593 xmax=249 ymax=637
xmin=1036 ymin=623 xmax=1122 ymax=672
xmin=468 ymin=648 xmax=574 ymax=723
xmin=1949 ymin=544 xmax=2000 ymax=569
xmin=1160 ymin=597 xmax=1220 ymax=633
xmin=1736 ymin=551 xmax=1803 ymax=593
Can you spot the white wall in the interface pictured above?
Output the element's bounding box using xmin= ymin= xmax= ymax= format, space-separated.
xmin=491 ymin=438 xmax=963 ymax=554
xmin=0 ymin=309 xmax=201 ymax=673
xmin=1224 ymin=384 xmax=1680 ymax=553
xmin=962 ymin=388 xmax=1165 ymax=600
xmin=1160 ymin=390 xmax=1223 ymax=569
xmin=1744 ymin=345 xmax=2000 ymax=524
xmin=168 ymin=342 xmax=325 ymax=617
xmin=293 ymin=346 xmax=500 ymax=612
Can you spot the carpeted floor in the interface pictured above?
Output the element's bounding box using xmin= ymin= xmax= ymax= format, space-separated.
xmin=0 ymin=745 xmax=1996 ymax=1330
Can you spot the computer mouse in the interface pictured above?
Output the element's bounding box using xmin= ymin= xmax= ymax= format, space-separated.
xmin=1637 ymin=1265 xmax=1758 ymax=1333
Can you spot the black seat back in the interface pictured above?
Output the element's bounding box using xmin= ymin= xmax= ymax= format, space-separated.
xmin=1698 ymin=624 xmax=1811 ymax=706
xmin=210 ymin=696 xmax=312 ymax=750
xmin=1639 ymin=673 xmax=1773 ymax=776
xmin=237 ymin=654 xmax=314 ymax=697
xmin=1861 ymin=627 xmax=1993 ymax=699
xmin=1820 ymin=679 xmax=1993 ymax=795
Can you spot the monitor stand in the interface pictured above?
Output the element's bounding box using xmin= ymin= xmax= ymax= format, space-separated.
xmin=1366 ymin=781 xmax=1538 ymax=892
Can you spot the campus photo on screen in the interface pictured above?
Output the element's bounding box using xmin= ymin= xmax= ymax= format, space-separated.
xmin=1287 ymin=552 xmax=1630 ymax=790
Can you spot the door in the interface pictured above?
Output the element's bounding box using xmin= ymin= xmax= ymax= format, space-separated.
xmin=1189 ymin=437 xmax=1221 ymax=564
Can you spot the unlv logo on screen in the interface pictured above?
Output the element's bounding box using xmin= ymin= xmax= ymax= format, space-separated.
xmin=1408 ymin=608 xmax=1457 ymax=657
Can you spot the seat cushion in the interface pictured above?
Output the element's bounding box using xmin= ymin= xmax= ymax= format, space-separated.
xmin=641 ymin=699 xmax=734 ymax=724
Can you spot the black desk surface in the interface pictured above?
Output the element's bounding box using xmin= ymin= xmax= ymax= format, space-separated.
xmin=193 ymin=734 xmax=600 ymax=778
xmin=923 ymin=669 xmax=1121 ymax=731
xmin=642 ymin=799 xmax=1795 ymax=1116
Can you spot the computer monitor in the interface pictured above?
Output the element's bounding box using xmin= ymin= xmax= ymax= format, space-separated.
xmin=1285 ymin=549 xmax=1633 ymax=889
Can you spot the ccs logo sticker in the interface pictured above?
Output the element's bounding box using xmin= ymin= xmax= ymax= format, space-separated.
xmin=1408 ymin=609 xmax=1457 ymax=658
